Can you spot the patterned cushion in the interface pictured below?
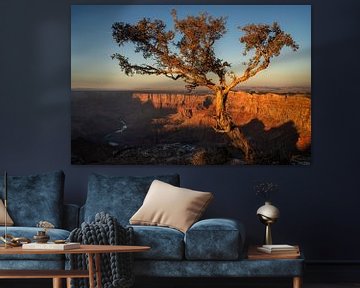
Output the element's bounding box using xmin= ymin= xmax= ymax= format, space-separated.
xmin=84 ymin=174 xmax=180 ymax=225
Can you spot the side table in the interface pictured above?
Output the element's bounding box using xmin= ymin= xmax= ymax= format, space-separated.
xmin=247 ymin=245 xmax=304 ymax=288
xmin=0 ymin=244 xmax=150 ymax=288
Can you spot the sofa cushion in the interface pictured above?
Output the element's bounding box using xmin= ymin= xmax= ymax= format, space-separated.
xmin=0 ymin=260 xmax=65 ymax=270
xmin=130 ymin=180 xmax=213 ymax=233
xmin=84 ymin=174 xmax=180 ymax=225
xmin=184 ymin=218 xmax=245 ymax=260
xmin=130 ymin=225 xmax=184 ymax=260
xmin=0 ymin=171 xmax=64 ymax=227
xmin=0 ymin=227 xmax=70 ymax=261
xmin=0 ymin=199 xmax=14 ymax=226
xmin=133 ymin=258 xmax=304 ymax=277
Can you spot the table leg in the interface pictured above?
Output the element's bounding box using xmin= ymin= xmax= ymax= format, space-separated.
xmin=88 ymin=253 xmax=95 ymax=288
xmin=293 ymin=276 xmax=302 ymax=288
xmin=95 ymin=253 xmax=102 ymax=288
xmin=66 ymin=277 xmax=72 ymax=288
xmin=52 ymin=278 xmax=62 ymax=288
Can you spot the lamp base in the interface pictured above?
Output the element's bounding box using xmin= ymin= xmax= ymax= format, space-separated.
xmin=265 ymin=223 xmax=272 ymax=245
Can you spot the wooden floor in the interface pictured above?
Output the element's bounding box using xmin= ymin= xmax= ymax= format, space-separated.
xmin=306 ymin=285 xmax=360 ymax=288
xmin=1 ymin=279 xmax=360 ymax=288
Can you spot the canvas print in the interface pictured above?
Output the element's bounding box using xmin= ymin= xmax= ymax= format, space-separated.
xmin=71 ymin=5 xmax=311 ymax=165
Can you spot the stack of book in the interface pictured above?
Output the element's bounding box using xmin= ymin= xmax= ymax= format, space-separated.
xmin=257 ymin=244 xmax=299 ymax=254
xmin=248 ymin=244 xmax=300 ymax=259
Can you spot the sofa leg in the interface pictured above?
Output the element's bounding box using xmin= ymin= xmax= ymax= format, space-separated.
xmin=53 ymin=278 xmax=62 ymax=288
xmin=67 ymin=277 xmax=72 ymax=288
xmin=293 ymin=276 xmax=302 ymax=288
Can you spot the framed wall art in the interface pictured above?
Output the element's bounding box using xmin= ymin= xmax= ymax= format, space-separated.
xmin=71 ymin=5 xmax=311 ymax=165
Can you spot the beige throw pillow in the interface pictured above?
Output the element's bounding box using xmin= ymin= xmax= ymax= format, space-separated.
xmin=0 ymin=199 xmax=14 ymax=226
xmin=130 ymin=180 xmax=213 ymax=233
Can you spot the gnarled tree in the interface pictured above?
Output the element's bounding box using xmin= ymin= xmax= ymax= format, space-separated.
xmin=111 ymin=9 xmax=298 ymax=134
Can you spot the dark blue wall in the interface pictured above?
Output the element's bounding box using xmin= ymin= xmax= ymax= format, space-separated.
xmin=1 ymin=0 xmax=359 ymax=262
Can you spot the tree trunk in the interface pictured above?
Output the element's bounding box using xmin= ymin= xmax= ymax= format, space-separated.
xmin=214 ymin=90 xmax=231 ymax=132
xmin=213 ymin=89 xmax=257 ymax=162
xmin=213 ymin=89 xmax=256 ymax=163
xmin=228 ymin=127 xmax=256 ymax=163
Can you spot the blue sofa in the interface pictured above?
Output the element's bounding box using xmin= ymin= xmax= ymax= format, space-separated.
xmin=0 ymin=171 xmax=79 ymax=270
xmin=0 ymin=171 xmax=304 ymax=287
xmin=81 ymin=173 xmax=304 ymax=284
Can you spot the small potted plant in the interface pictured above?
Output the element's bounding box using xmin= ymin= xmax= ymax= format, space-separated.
xmin=254 ymin=181 xmax=279 ymax=203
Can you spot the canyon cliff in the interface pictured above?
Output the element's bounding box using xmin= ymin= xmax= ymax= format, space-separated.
xmin=133 ymin=91 xmax=311 ymax=152
xmin=72 ymin=90 xmax=311 ymax=165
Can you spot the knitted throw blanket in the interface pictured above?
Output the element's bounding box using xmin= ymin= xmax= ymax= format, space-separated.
xmin=68 ymin=212 xmax=134 ymax=288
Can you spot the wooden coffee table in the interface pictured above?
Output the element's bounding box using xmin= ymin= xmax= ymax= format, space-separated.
xmin=0 ymin=244 xmax=150 ymax=288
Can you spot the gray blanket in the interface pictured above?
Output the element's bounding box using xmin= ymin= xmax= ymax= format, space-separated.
xmin=68 ymin=212 xmax=134 ymax=288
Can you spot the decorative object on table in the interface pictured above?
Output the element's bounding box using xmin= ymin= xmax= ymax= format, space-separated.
xmin=33 ymin=220 xmax=55 ymax=243
xmin=0 ymin=234 xmax=31 ymax=247
xmin=254 ymin=181 xmax=280 ymax=245
xmin=257 ymin=202 xmax=280 ymax=245
xmin=54 ymin=239 xmax=67 ymax=244
xmin=37 ymin=220 xmax=55 ymax=232
xmin=33 ymin=230 xmax=50 ymax=243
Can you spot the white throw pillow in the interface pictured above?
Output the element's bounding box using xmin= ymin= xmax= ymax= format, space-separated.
xmin=0 ymin=199 xmax=14 ymax=226
xmin=130 ymin=180 xmax=213 ymax=233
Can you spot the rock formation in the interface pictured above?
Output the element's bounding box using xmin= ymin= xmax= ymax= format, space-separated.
xmin=133 ymin=91 xmax=311 ymax=152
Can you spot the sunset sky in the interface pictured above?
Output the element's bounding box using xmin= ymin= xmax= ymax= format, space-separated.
xmin=71 ymin=5 xmax=311 ymax=91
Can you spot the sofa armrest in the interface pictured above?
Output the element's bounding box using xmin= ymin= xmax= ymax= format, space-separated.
xmin=63 ymin=204 xmax=80 ymax=231
xmin=184 ymin=218 xmax=245 ymax=260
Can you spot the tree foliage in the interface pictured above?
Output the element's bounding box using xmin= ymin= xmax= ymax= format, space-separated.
xmin=112 ymin=10 xmax=298 ymax=93
xmin=111 ymin=10 xmax=230 ymax=91
xmin=111 ymin=9 xmax=298 ymax=134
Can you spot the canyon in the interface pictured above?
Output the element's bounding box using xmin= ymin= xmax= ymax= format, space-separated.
xmin=72 ymin=90 xmax=311 ymax=165
xmin=133 ymin=91 xmax=311 ymax=152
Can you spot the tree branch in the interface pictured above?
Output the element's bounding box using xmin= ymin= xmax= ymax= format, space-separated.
xmin=223 ymin=22 xmax=298 ymax=94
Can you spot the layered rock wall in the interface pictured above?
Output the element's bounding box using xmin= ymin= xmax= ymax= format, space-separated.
xmin=133 ymin=93 xmax=207 ymax=109
xmin=133 ymin=91 xmax=311 ymax=151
